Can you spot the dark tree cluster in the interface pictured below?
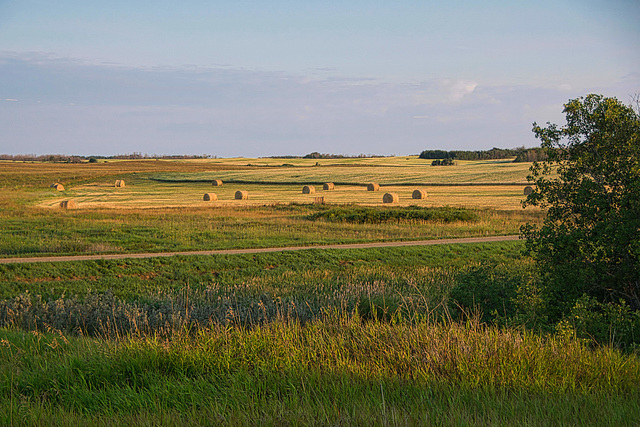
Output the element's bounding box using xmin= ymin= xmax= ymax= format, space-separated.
xmin=431 ymin=158 xmax=454 ymax=166
xmin=418 ymin=147 xmax=538 ymax=161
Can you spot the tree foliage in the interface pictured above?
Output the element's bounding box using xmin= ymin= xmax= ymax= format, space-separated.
xmin=521 ymin=94 xmax=640 ymax=314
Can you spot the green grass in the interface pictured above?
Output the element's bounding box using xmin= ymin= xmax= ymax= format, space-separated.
xmin=0 ymin=204 xmax=540 ymax=257
xmin=1 ymin=317 xmax=639 ymax=426
xmin=0 ymin=241 xmax=526 ymax=301
xmin=306 ymin=205 xmax=479 ymax=223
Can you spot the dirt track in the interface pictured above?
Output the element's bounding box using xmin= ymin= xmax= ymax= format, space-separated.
xmin=0 ymin=235 xmax=520 ymax=264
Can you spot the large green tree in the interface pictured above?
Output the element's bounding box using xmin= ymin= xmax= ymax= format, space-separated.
xmin=521 ymin=94 xmax=640 ymax=315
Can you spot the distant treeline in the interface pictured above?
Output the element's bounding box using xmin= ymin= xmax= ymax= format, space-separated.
xmin=0 ymin=153 xmax=215 ymax=162
xmin=418 ymin=147 xmax=547 ymax=163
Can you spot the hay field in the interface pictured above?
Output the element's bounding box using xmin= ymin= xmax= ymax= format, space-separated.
xmin=151 ymin=157 xmax=533 ymax=185
xmin=24 ymin=156 xmax=537 ymax=211
xmin=38 ymin=180 xmax=530 ymax=210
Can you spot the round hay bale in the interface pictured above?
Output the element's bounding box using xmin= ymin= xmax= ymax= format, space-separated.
xmin=51 ymin=183 xmax=64 ymax=191
xmin=59 ymin=200 xmax=77 ymax=209
xmin=323 ymin=182 xmax=335 ymax=191
xmin=235 ymin=190 xmax=249 ymax=200
xmin=302 ymin=185 xmax=316 ymax=194
xmin=367 ymin=183 xmax=380 ymax=191
xmin=115 ymin=180 xmax=125 ymax=187
xmin=212 ymin=179 xmax=223 ymax=186
xmin=383 ymin=193 xmax=399 ymax=204
xmin=523 ymin=186 xmax=534 ymax=196
xmin=203 ymin=193 xmax=218 ymax=201
xmin=412 ymin=189 xmax=427 ymax=199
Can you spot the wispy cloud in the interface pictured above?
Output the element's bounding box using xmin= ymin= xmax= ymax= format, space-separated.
xmin=0 ymin=53 xmax=637 ymax=157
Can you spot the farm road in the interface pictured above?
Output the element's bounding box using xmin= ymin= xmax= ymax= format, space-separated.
xmin=0 ymin=235 xmax=519 ymax=264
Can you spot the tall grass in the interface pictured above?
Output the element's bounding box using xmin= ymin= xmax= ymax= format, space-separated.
xmin=1 ymin=313 xmax=639 ymax=425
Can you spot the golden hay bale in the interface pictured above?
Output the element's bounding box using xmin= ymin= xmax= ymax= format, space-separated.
xmin=367 ymin=183 xmax=380 ymax=191
xmin=203 ymin=193 xmax=218 ymax=201
xmin=314 ymin=196 xmax=325 ymax=205
xmin=323 ymin=182 xmax=335 ymax=190
xmin=212 ymin=179 xmax=223 ymax=186
xmin=115 ymin=180 xmax=125 ymax=187
xmin=50 ymin=183 xmax=64 ymax=191
xmin=302 ymin=185 xmax=316 ymax=194
xmin=524 ymin=186 xmax=534 ymax=196
xmin=235 ymin=190 xmax=249 ymax=200
xmin=59 ymin=200 xmax=77 ymax=209
xmin=383 ymin=193 xmax=399 ymax=204
xmin=412 ymin=189 xmax=427 ymax=199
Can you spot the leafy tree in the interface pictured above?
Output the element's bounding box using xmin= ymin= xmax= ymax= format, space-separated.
xmin=521 ymin=94 xmax=640 ymax=316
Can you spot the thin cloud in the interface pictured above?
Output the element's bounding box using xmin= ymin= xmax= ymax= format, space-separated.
xmin=0 ymin=53 xmax=637 ymax=157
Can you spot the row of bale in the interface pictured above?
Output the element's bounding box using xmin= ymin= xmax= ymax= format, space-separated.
xmin=201 ymin=180 xmax=429 ymax=204
xmin=54 ymin=179 xmax=126 ymax=208
xmin=203 ymin=180 xmax=534 ymax=203
xmin=55 ymin=177 xmax=536 ymax=208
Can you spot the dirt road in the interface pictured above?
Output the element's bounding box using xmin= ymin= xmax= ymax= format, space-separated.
xmin=0 ymin=235 xmax=520 ymax=264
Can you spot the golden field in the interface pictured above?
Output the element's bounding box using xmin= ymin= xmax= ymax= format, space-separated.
xmin=0 ymin=156 xmax=539 ymax=211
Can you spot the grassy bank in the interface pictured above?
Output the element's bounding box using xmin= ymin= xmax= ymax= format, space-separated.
xmin=1 ymin=316 xmax=639 ymax=426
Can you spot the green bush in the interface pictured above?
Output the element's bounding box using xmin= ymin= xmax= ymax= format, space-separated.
xmin=307 ymin=205 xmax=478 ymax=224
xmin=449 ymin=262 xmax=546 ymax=329
xmin=569 ymin=296 xmax=640 ymax=352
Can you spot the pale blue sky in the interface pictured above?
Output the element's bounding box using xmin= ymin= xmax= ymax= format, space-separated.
xmin=0 ymin=1 xmax=638 ymax=156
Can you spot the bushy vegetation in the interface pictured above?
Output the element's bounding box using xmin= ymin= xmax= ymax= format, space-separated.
xmin=431 ymin=158 xmax=455 ymax=166
xmin=306 ymin=205 xmax=478 ymax=224
xmin=522 ymin=95 xmax=640 ymax=318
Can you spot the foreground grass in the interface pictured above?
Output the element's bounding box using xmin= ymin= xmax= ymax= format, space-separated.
xmin=1 ymin=242 xmax=638 ymax=425
xmin=1 ymin=316 xmax=639 ymax=426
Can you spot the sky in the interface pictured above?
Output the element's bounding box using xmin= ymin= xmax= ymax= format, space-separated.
xmin=0 ymin=1 xmax=638 ymax=157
